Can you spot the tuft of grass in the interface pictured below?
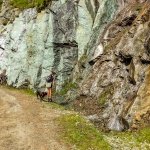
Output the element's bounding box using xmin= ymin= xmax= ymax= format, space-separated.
xmin=57 ymin=114 xmax=111 ymax=150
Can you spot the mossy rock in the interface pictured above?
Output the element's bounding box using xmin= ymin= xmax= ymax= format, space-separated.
xmin=98 ymin=85 xmax=114 ymax=107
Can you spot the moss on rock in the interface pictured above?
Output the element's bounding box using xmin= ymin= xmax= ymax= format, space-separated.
xmin=10 ymin=0 xmax=51 ymax=10
xmin=56 ymin=82 xmax=78 ymax=96
xmin=98 ymin=85 xmax=114 ymax=107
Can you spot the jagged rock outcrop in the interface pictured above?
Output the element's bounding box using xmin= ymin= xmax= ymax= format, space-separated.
xmin=73 ymin=1 xmax=150 ymax=131
xmin=0 ymin=0 xmax=150 ymax=131
xmin=0 ymin=0 xmax=79 ymax=88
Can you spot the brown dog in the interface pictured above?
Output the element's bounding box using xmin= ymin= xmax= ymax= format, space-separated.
xmin=36 ymin=88 xmax=47 ymax=101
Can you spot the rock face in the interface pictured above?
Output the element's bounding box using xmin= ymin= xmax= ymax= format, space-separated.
xmin=0 ymin=0 xmax=79 ymax=88
xmin=0 ymin=0 xmax=118 ymax=89
xmin=0 ymin=0 xmax=150 ymax=131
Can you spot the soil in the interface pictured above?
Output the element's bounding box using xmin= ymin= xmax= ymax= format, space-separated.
xmin=0 ymin=87 xmax=71 ymax=150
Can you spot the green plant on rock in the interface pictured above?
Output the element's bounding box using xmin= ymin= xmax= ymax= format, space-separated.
xmin=98 ymin=85 xmax=114 ymax=107
xmin=79 ymin=54 xmax=88 ymax=68
xmin=57 ymin=114 xmax=111 ymax=150
xmin=57 ymin=81 xmax=78 ymax=96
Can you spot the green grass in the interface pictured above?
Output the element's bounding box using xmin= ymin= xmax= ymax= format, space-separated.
xmin=1 ymin=85 xmax=35 ymax=96
xmin=43 ymin=101 xmax=65 ymax=110
xmin=110 ymin=127 xmax=150 ymax=144
xmin=57 ymin=114 xmax=111 ymax=150
xmin=10 ymin=0 xmax=51 ymax=10
xmin=20 ymin=88 xmax=35 ymax=96
xmin=137 ymin=128 xmax=150 ymax=143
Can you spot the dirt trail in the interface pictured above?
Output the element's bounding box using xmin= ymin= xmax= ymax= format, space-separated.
xmin=0 ymin=87 xmax=70 ymax=150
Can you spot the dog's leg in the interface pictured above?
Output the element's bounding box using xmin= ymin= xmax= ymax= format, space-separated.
xmin=40 ymin=97 xmax=43 ymax=102
xmin=36 ymin=91 xmax=39 ymax=99
xmin=40 ymin=95 xmax=43 ymax=102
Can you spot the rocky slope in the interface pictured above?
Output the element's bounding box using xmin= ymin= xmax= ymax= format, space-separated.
xmin=0 ymin=0 xmax=150 ymax=131
xmin=72 ymin=0 xmax=150 ymax=131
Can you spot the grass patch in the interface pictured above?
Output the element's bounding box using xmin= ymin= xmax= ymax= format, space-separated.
xmin=57 ymin=114 xmax=111 ymax=150
xmin=0 ymin=85 xmax=35 ymax=96
xmin=110 ymin=127 xmax=150 ymax=144
xmin=10 ymin=0 xmax=52 ymax=10
xmin=137 ymin=127 xmax=150 ymax=143
xmin=19 ymin=88 xmax=35 ymax=96
xmin=43 ymin=102 xmax=65 ymax=110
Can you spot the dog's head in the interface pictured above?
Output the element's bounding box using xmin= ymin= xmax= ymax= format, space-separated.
xmin=41 ymin=92 xmax=47 ymax=97
xmin=36 ymin=88 xmax=47 ymax=97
